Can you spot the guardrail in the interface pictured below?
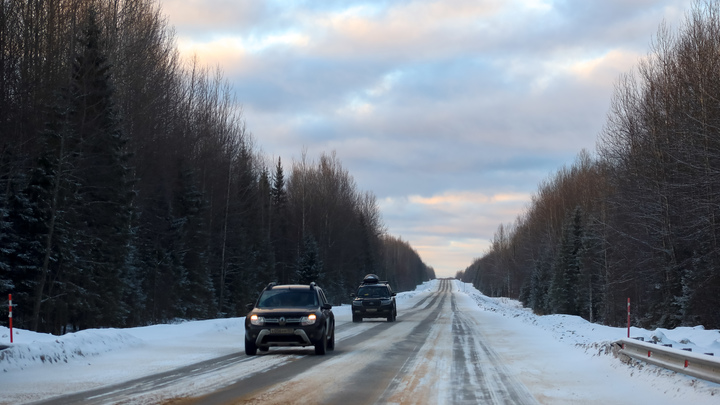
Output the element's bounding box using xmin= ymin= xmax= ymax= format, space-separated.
xmin=616 ymin=338 xmax=720 ymax=384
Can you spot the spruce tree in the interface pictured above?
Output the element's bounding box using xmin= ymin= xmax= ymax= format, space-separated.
xmin=174 ymin=166 xmax=215 ymax=319
xmin=271 ymin=157 xmax=290 ymax=283
xmin=0 ymin=201 xmax=12 ymax=293
xmin=65 ymin=7 xmax=136 ymax=328
xmin=19 ymin=88 xmax=81 ymax=332
xmin=0 ymin=175 xmax=22 ymax=314
xmin=295 ymin=235 xmax=323 ymax=284
xmin=529 ymin=246 xmax=552 ymax=314
xmin=550 ymin=206 xmax=584 ymax=315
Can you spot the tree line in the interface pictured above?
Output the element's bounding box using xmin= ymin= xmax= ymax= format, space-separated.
xmin=0 ymin=0 xmax=434 ymax=334
xmin=458 ymin=0 xmax=720 ymax=330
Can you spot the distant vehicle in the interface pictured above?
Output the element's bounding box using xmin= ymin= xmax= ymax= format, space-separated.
xmin=244 ymin=282 xmax=335 ymax=355
xmin=350 ymin=274 xmax=397 ymax=322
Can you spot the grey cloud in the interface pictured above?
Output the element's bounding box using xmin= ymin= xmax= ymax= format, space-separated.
xmin=165 ymin=0 xmax=698 ymax=275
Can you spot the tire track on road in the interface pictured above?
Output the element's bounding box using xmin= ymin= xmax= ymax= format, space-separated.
xmin=36 ymin=280 xmax=538 ymax=405
xmin=450 ymin=293 xmax=537 ymax=405
xmin=186 ymin=280 xmax=450 ymax=404
xmin=34 ymin=284 xmax=445 ymax=404
xmin=325 ymin=279 xmax=451 ymax=405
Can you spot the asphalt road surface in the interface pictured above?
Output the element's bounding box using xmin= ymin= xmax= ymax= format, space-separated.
xmin=37 ymin=279 xmax=537 ymax=405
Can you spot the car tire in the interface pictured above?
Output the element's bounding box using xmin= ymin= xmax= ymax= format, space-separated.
xmin=245 ymin=336 xmax=257 ymax=356
xmin=327 ymin=325 xmax=335 ymax=351
xmin=352 ymin=314 xmax=361 ymax=323
xmin=315 ymin=329 xmax=328 ymax=355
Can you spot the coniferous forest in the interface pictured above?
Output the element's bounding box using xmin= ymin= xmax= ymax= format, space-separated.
xmin=0 ymin=0 xmax=434 ymax=334
xmin=459 ymin=1 xmax=720 ymax=330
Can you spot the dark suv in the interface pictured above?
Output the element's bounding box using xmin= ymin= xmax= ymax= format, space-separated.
xmin=245 ymin=282 xmax=335 ymax=355
xmin=350 ymin=274 xmax=397 ymax=322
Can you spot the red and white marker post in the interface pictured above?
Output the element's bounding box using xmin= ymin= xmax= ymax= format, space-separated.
xmin=626 ymin=297 xmax=631 ymax=338
xmin=8 ymin=294 xmax=12 ymax=343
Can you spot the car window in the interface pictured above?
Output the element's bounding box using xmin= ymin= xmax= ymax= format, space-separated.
xmin=257 ymin=290 xmax=318 ymax=308
xmin=357 ymin=286 xmax=389 ymax=298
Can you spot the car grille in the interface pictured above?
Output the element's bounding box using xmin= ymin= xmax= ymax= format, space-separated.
xmin=362 ymin=300 xmax=381 ymax=307
xmin=263 ymin=317 xmax=302 ymax=325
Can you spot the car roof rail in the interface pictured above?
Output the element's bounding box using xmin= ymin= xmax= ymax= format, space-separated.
xmin=309 ymin=281 xmax=317 ymax=289
xmin=266 ymin=282 xmax=277 ymax=290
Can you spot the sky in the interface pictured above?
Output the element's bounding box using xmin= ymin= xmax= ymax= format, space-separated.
xmin=1 ymin=279 xmax=718 ymax=404
xmin=158 ymin=0 xmax=695 ymax=277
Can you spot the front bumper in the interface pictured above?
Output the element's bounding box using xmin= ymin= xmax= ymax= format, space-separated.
xmin=246 ymin=324 xmax=325 ymax=347
xmin=352 ymin=305 xmax=393 ymax=318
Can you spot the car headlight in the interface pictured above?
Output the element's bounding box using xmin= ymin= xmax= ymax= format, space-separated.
xmin=250 ymin=314 xmax=265 ymax=326
xmin=381 ymin=299 xmax=392 ymax=305
xmin=352 ymin=300 xmax=362 ymax=306
xmin=301 ymin=314 xmax=317 ymax=326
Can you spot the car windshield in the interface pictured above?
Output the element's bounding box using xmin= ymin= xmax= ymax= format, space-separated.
xmin=257 ymin=289 xmax=318 ymax=308
xmin=356 ymin=286 xmax=389 ymax=298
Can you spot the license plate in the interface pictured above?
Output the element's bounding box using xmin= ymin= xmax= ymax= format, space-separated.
xmin=270 ymin=328 xmax=293 ymax=334
xmin=366 ymin=309 xmax=377 ymax=312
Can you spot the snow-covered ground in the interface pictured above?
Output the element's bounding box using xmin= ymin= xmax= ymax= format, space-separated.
xmin=1 ymin=279 xmax=719 ymax=404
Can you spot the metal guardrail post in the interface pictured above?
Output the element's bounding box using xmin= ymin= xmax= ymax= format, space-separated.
xmin=617 ymin=338 xmax=720 ymax=384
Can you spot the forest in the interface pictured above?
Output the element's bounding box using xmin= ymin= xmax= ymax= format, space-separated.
xmin=459 ymin=1 xmax=720 ymax=330
xmin=0 ymin=0 xmax=434 ymax=335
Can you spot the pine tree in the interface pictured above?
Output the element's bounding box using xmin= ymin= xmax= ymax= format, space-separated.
xmin=139 ymin=186 xmax=181 ymax=324
xmin=121 ymin=235 xmax=146 ymax=327
xmin=578 ymin=216 xmax=607 ymax=323
xmin=18 ymin=87 xmax=82 ymax=332
xmin=0 ymin=175 xmax=21 ymax=310
xmin=550 ymin=206 xmax=584 ymax=315
xmin=174 ymin=166 xmax=215 ymax=319
xmin=0 ymin=201 xmax=12 ymax=293
xmin=271 ymin=157 xmax=290 ymax=283
xmin=295 ymin=235 xmax=323 ymax=284
xmin=528 ymin=245 xmax=553 ymax=314
xmin=64 ymin=7 xmax=136 ymax=328
xmin=254 ymin=167 xmax=276 ymax=289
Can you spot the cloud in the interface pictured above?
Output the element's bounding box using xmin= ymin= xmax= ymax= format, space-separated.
xmin=378 ymin=189 xmax=531 ymax=275
xmin=408 ymin=191 xmax=530 ymax=209
xmin=161 ymin=0 xmax=697 ymax=277
xmin=409 ymin=236 xmax=492 ymax=276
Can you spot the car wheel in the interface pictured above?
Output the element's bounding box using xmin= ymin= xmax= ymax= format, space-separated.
xmin=327 ymin=324 xmax=335 ymax=351
xmin=245 ymin=336 xmax=257 ymax=356
xmin=314 ymin=329 xmax=328 ymax=355
xmin=352 ymin=314 xmax=361 ymax=323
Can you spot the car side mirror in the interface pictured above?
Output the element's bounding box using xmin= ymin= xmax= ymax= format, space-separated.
xmin=246 ymin=303 xmax=255 ymax=311
xmin=392 ymin=292 xmax=396 ymax=296
xmin=322 ymin=303 xmax=332 ymax=310
xmin=350 ymin=293 xmax=356 ymax=298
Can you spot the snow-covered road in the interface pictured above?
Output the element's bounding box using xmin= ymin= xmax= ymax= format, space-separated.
xmin=201 ymin=279 xmax=535 ymax=405
xmin=1 ymin=279 xmax=719 ymax=404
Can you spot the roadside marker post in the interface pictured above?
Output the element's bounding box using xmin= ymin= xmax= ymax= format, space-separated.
xmin=8 ymin=294 xmax=13 ymax=343
xmin=627 ymin=298 xmax=631 ymax=338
